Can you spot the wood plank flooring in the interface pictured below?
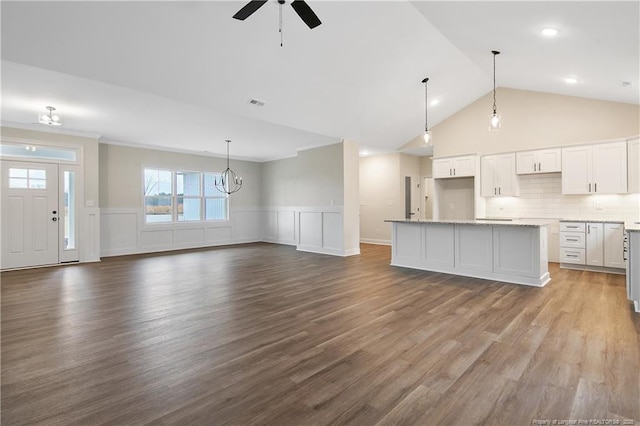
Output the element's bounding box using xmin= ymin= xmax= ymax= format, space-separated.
xmin=2 ymin=243 xmax=639 ymax=425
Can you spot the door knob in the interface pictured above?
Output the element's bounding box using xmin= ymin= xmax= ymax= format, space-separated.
xmin=52 ymin=217 xmax=58 ymax=222
xmin=52 ymin=210 xmax=57 ymax=214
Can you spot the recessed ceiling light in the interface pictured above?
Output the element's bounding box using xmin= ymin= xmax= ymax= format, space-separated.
xmin=430 ymin=99 xmax=440 ymax=107
xmin=622 ymin=81 xmax=632 ymax=87
xmin=541 ymin=28 xmax=559 ymax=37
xmin=564 ymin=77 xmax=578 ymax=84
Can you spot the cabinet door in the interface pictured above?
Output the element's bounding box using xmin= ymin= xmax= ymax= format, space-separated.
xmin=433 ymin=158 xmax=454 ymax=179
xmin=495 ymin=153 xmax=519 ymax=196
xmin=627 ymin=139 xmax=640 ymax=193
xmin=592 ymin=142 xmax=627 ymax=194
xmin=562 ymin=146 xmax=592 ymax=194
xmin=481 ymin=155 xmax=497 ymax=197
xmin=586 ymin=223 xmax=604 ymax=267
xmin=516 ymin=151 xmax=537 ymax=175
xmin=604 ymin=223 xmax=625 ymax=268
xmin=452 ymin=156 xmax=475 ymax=177
xmin=455 ymin=225 xmax=493 ymax=272
xmin=629 ymin=233 xmax=640 ymax=301
xmin=537 ymin=148 xmax=562 ymax=173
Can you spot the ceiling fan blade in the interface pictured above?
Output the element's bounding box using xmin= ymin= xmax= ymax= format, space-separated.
xmin=290 ymin=0 xmax=322 ymax=29
xmin=233 ymin=0 xmax=268 ymax=21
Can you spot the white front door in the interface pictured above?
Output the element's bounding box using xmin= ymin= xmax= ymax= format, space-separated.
xmin=1 ymin=160 xmax=59 ymax=269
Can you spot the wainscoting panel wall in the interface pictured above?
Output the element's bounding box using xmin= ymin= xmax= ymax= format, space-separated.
xmin=100 ymin=206 xmax=352 ymax=258
xmin=81 ymin=207 xmax=101 ymax=263
xmin=297 ymin=207 xmax=346 ymax=256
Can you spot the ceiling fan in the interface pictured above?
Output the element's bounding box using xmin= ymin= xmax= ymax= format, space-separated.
xmin=233 ymin=0 xmax=322 ymax=30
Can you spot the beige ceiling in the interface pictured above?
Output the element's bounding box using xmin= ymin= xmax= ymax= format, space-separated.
xmin=1 ymin=1 xmax=638 ymax=161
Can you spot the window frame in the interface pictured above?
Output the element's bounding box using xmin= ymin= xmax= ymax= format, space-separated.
xmin=143 ymin=167 xmax=229 ymax=225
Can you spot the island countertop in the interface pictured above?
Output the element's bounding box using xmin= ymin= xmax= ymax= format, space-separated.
xmin=385 ymin=219 xmax=551 ymax=227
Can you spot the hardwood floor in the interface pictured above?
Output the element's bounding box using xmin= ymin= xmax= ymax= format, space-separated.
xmin=2 ymin=243 xmax=639 ymax=425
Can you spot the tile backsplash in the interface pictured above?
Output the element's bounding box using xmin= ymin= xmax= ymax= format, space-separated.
xmin=485 ymin=173 xmax=640 ymax=221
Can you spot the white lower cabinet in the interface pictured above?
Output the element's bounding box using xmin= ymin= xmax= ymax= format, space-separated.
xmin=604 ymin=223 xmax=625 ymax=269
xmin=627 ymin=231 xmax=640 ymax=312
xmin=559 ymin=221 xmax=625 ymax=272
xmin=586 ymin=223 xmax=604 ymax=267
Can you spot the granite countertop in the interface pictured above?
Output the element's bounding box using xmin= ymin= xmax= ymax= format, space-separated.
xmin=560 ymin=219 xmax=626 ymax=224
xmin=385 ymin=219 xmax=550 ymax=227
xmin=625 ymin=222 xmax=640 ymax=232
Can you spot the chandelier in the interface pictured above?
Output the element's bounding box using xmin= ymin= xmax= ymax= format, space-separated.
xmin=215 ymin=140 xmax=243 ymax=195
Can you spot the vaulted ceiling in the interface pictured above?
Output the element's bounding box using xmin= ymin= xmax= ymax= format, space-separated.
xmin=2 ymin=1 xmax=638 ymax=162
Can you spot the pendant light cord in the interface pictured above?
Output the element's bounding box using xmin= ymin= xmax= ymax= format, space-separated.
xmin=279 ymin=1 xmax=283 ymax=47
xmin=492 ymin=51 xmax=500 ymax=115
xmin=422 ymin=77 xmax=429 ymax=132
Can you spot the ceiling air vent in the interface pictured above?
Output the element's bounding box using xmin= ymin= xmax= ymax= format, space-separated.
xmin=249 ymin=98 xmax=265 ymax=107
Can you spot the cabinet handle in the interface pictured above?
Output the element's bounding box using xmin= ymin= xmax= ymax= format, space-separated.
xmin=453 ymin=168 xmax=456 ymax=176
xmin=566 ymin=254 xmax=579 ymax=258
xmin=539 ymin=162 xmax=541 ymax=171
xmin=567 ymin=226 xmax=579 ymax=228
xmin=534 ymin=163 xmax=537 ymax=171
xmin=450 ymin=168 xmax=452 ymax=176
xmin=499 ymin=187 xmax=501 ymax=195
xmin=594 ymin=183 xmax=597 ymax=192
xmin=494 ymin=188 xmax=497 ymax=195
xmin=566 ymin=238 xmax=579 ymax=242
xmin=589 ymin=183 xmax=591 ymax=192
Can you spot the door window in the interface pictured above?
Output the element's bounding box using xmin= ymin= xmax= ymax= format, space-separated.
xmin=8 ymin=168 xmax=47 ymax=189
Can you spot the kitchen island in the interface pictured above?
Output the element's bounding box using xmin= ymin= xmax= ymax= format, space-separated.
xmin=625 ymin=222 xmax=640 ymax=313
xmin=386 ymin=219 xmax=550 ymax=287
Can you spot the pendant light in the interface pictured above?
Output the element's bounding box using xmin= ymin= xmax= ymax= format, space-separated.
xmin=489 ymin=50 xmax=501 ymax=131
xmin=214 ymin=140 xmax=243 ymax=195
xmin=422 ymin=77 xmax=432 ymax=145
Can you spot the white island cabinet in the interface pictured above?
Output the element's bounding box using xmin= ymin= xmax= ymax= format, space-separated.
xmin=627 ymin=226 xmax=640 ymax=313
xmin=387 ymin=220 xmax=550 ymax=287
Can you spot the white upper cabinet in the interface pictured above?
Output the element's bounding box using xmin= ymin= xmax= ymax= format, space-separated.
xmin=481 ymin=153 xmax=519 ymax=197
xmin=516 ymin=148 xmax=562 ymax=174
xmin=628 ymin=138 xmax=640 ymax=193
xmin=433 ymin=155 xmax=476 ymax=179
xmin=562 ymin=141 xmax=627 ymax=194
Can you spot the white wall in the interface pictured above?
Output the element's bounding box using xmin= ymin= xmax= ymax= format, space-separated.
xmin=261 ymin=143 xmax=344 ymax=207
xmin=261 ymin=142 xmax=358 ymax=256
xmin=342 ymin=140 xmax=361 ymax=255
xmin=431 ymin=88 xmax=640 ymax=158
xmin=359 ymin=152 xmax=421 ymax=244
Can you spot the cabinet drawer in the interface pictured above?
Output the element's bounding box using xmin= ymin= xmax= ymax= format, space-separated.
xmin=560 ymin=222 xmax=586 ymax=232
xmin=560 ymin=248 xmax=586 ymax=264
xmin=560 ymin=232 xmax=586 ymax=248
